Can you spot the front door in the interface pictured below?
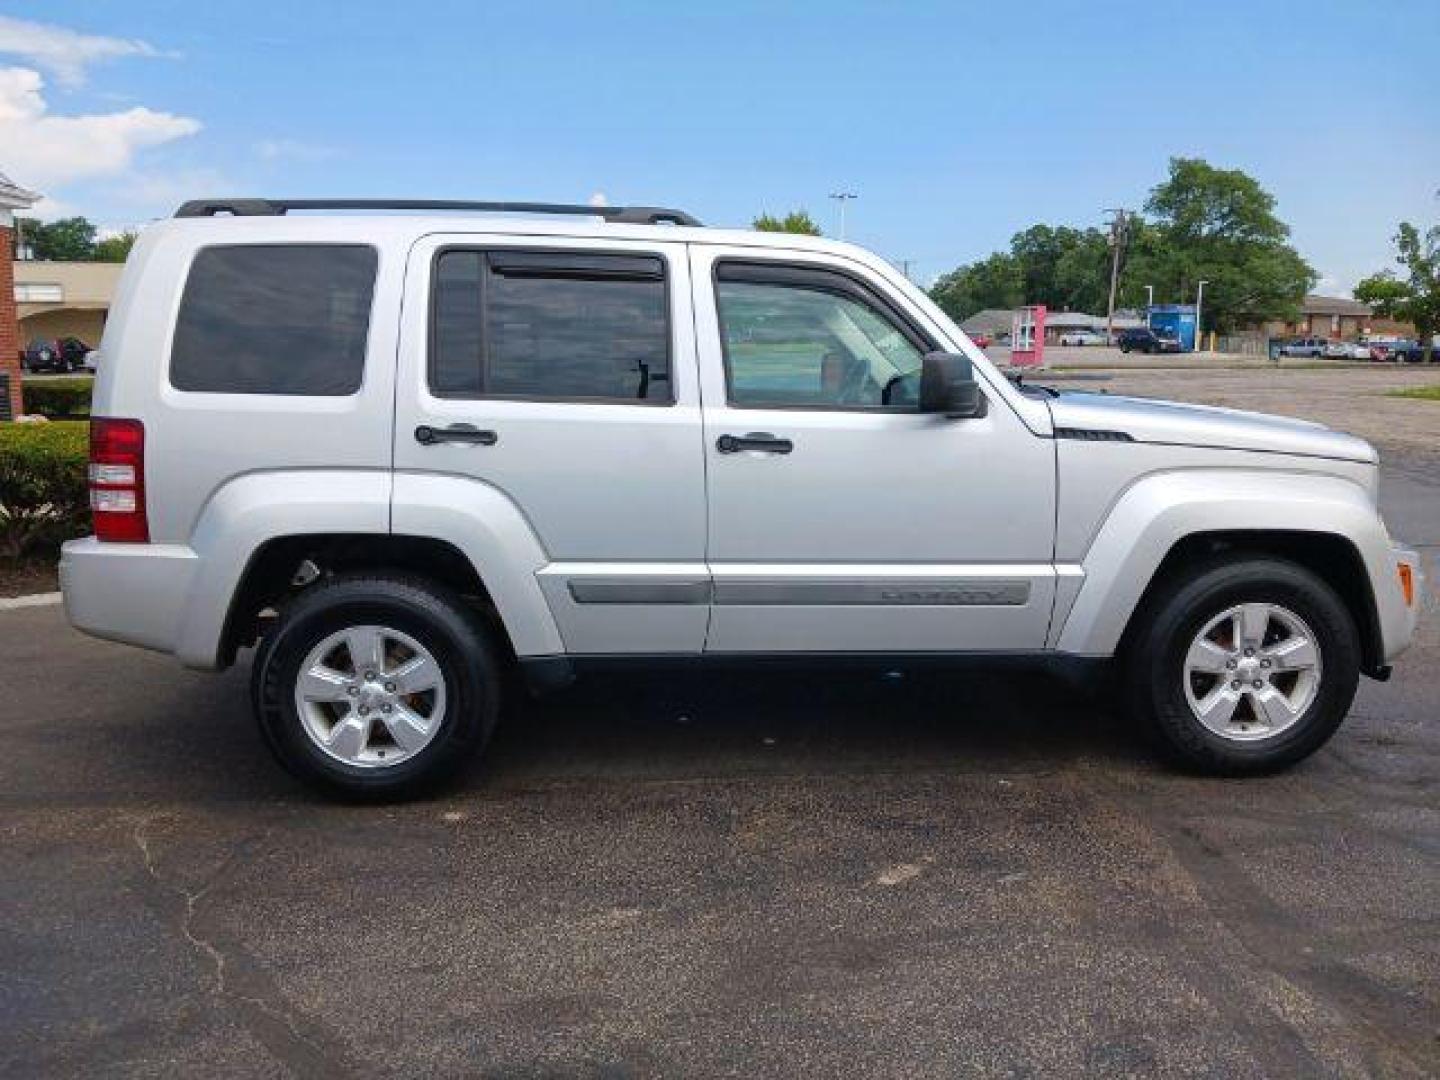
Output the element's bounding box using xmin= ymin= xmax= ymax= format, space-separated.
xmin=690 ymin=246 xmax=1058 ymax=654
xmin=394 ymin=234 xmax=708 ymax=653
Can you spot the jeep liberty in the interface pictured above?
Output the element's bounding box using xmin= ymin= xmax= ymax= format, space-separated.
xmin=60 ymin=199 xmax=1420 ymax=798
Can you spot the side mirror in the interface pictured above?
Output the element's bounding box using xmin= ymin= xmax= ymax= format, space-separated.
xmin=919 ymin=351 xmax=986 ymax=419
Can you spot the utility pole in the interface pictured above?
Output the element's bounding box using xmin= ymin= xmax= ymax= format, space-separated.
xmin=897 ymin=258 xmax=912 ymax=281
xmin=829 ymin=191 xmax=857 ymax=241
xmin=1103 ymin=208 xmax=1130 ymax=345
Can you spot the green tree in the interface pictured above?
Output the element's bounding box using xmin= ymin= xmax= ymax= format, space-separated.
xmin=1355 ymin=221 xmax=1440 ymax=363
xmin=15 ymin=216 xmax=98 ymax=261
xmin=753 ymin=210 xmax=822 ymax=235
xmin=93 ymin=230 xmax=138 ymax=263
xmin=928 ymin=252 xmax=1024 ymax=321
xmin=1139 ymin=157 xmax=1314 ymax=332
xmin=1010 ymin=224 xmax=1112 ymax=313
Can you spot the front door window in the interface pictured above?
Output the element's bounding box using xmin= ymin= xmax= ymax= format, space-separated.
xmin=715 ymin=267 xmax=926 ymax=411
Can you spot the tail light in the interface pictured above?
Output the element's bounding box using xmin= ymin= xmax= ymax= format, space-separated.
xmin=89 ymin=418 xmax=149 ymax=543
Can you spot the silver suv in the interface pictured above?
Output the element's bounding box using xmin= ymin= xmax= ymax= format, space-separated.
xmin=61 ymin=198 xmax=1420 ymax=798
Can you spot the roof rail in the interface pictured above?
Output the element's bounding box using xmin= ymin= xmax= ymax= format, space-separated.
xmin=173 ymin=198 xmax=702 ymax=227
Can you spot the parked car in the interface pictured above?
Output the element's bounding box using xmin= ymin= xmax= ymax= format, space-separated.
xmin=1390 ymin=338 xmax=1437 ymax=363
xmin=1058 ymin=329 xmax=1106 ymax=347
xmin=968 ymin=332 xmax=993 ymax=348
xmin=1117 ymin=327 xmax=1182 ymax=354
xmin=60 ymin=196 xmax=1419 ymax=798
xmin=1359 ymin=337 xmax=1391 ymax=361
xmin=1322 ymin=341 xmax=1373 ymax=361
xmin=1279 ymin=337 xmax=1329 ymax=358
xmin=22 ymin=336 xmax=90 ymax=373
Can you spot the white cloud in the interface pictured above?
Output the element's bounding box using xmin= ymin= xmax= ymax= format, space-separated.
xmin=27 ymin=192 xmax=77 ymax=220
xmin=589 ymin=191 xmax=609 ymax=207
xmin=0 ymin=14 xmax=173 ymax=87
xmin=0 ymin=66 xmax=201 ymax=190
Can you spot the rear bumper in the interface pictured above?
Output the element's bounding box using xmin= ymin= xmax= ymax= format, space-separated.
xmin=60 ymin=537 xmax=201 ymax=659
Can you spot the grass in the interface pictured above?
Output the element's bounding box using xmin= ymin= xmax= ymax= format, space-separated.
xmin=23 ymin=374 xmax=94 ymax=388
xmin=1387 ymin=385 xmax=1440 ymax=402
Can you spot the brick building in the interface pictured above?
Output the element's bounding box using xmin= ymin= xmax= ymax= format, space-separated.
xmin=1257 ymin=295 xmax=1414 ymax=341
xmin=1 ymin=170 xmax=42 ymax=419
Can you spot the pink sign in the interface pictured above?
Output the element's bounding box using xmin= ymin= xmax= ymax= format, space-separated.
xmin=1010 ymin=305 xmax=1047 ymax=368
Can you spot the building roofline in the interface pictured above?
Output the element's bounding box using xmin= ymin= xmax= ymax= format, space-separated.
xmin=0 ymin=169 xmax=41 ymax=210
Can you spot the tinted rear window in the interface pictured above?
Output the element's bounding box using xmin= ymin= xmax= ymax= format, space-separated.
xmin=430 ymin=249 xmax=670 ymax=402
xmin=170 ymin=244 xmax=377 ymax=394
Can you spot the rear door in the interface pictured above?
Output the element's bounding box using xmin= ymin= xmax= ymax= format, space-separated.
xmin=394 ymin=233 xmax=709 ymax=654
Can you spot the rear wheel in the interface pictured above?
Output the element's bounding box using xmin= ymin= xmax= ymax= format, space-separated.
xmin=252 ymin=574 xmax=501 ymax=800
xmin=1122 ymin=557 xmax=1360 ymax=774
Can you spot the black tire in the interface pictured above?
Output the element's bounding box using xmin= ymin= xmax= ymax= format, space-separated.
xmin=1120 ymin=343 xmax=1131 ymax=354
xmin=251 ymin=573 xmax=501 ymax=800
xmin=1121 ymin=557 xmax=1361 ymax=774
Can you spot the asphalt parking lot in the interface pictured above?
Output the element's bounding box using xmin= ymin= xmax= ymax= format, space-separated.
xmin=3 ymin=367 xmax=1439 ymax=1078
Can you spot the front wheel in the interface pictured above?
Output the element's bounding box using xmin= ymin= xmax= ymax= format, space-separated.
xmin=1122 ymin=557 xmax=1360 ymax=774
xmin=252 ymin=574 xmax=502 ymax=800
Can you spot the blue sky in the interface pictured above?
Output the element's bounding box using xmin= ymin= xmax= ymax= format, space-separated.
xmin=5 ymin=0 xmax=1439 ymax=293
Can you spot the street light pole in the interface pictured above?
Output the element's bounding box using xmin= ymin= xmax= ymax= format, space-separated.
xmin=829 ymin=192 xmax=857 ymax=241
xmin=1195 ymin=279 xmax=1209 ymax=354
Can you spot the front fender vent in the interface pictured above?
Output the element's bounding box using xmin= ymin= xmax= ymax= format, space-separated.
xmin=1054 ymin=427 xmax=1134 ymax=443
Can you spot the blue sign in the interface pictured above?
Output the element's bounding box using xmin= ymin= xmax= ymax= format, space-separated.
xmin=1148 ymin=305 xmax=1198 ymax=352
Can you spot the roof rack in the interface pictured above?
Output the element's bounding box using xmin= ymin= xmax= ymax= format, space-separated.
xmin=173 ymin=198 xmax=702 ymax=227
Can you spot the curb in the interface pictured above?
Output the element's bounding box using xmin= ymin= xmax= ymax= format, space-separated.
xmin=0 ymin=592 xmax=63 ymax=611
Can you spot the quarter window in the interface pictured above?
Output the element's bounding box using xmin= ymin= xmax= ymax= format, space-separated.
xmin=431 ymin=250 xmax=671 ymax=402
xmin=715 ymin=266 xmax=927 ymax=409
xmin=170 ymin=244 xmax=376 ymax=395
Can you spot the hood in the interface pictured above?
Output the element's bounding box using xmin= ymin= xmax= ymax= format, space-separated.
xmin=1046 ymin=391 xmax=1377 ymax=464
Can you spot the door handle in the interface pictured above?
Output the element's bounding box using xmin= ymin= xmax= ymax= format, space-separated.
xmin=414 ymin=424 xmax=498 ymax=447
xmin=716 ymin=432 xmax=793 ymax=455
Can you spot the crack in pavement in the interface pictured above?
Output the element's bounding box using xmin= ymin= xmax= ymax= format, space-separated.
xmin=134 ymin=820 xmax=232 ymax=995
xmin=131 ymin=816 xmax=359 ymax=1080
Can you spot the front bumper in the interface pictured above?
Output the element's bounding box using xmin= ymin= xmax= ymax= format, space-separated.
xmin=1382 ymin=544 xmax=1422 ymax=666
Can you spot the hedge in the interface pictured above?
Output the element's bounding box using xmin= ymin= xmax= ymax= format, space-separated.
xmin=0 ymin=421 xmax=89 ymax=558
xmin=22 ymin=377 xmax=93 ymax=419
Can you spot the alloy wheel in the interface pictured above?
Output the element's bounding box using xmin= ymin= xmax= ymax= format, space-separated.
xmin=1182 ymin=602 xmax=1322 ymax=742
xmin=293 ymin=624 xmax=447 ymax=767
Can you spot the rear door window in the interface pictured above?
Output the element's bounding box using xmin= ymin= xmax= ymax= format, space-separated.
xmin=170 ymin=244 xmax=377 ymax=395
xmin=430 ymin=249 xmax=671 ymax=403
